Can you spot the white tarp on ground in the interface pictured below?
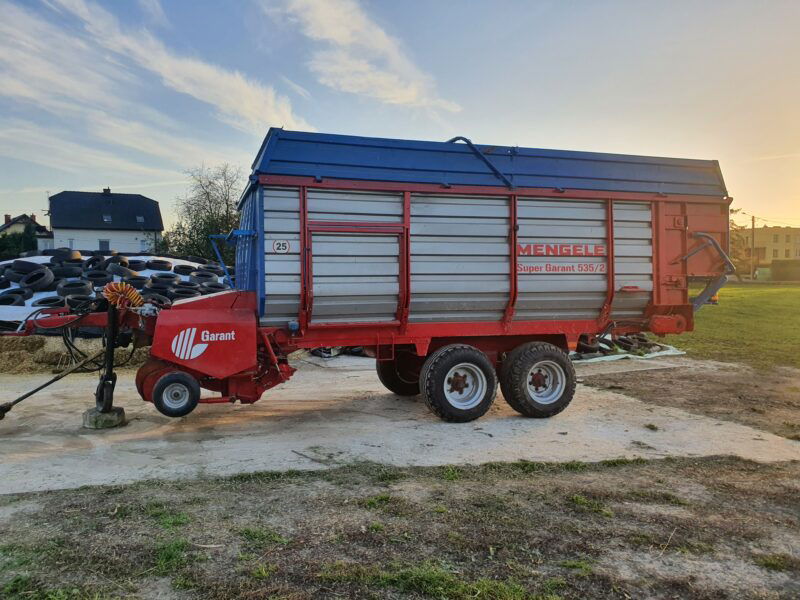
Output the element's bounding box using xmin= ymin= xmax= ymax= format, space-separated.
xmin=0 ymin=255 xmax=208 ymax=323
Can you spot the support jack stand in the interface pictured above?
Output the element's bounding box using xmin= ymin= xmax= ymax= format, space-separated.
xmin=85 ymin=304 xmax=126 ymax=429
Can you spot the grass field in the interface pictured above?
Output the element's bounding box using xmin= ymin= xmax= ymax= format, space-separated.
xmin=665 ymin=282 xmax=800 ymax=369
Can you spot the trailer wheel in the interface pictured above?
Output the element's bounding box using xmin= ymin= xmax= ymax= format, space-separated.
xmin=500 ymin=342 xmax=576 ymax=418
xmin=375 ymin=356 xmax=420 ymax=396
xmin=420 ymin=345 xmax=497 ymax=422
xmin=152 ymin=372 xmax=200 ymax=417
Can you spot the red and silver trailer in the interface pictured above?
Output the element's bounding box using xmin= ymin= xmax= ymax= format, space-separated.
xmin=1 ymin=130 xmax=733 ymax=424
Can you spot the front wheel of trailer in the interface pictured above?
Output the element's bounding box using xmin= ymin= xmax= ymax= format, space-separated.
xmin=152 ymin=372 xmax=200 ymax=418
xmin=420 ymin=345 xmax=497 ymax=423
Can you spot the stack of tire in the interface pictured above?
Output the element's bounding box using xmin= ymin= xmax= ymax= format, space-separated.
xmin=127 ymin=259 xmax=232 ymax=305
xmin=0 ymin=248 xmax=234 ymax=310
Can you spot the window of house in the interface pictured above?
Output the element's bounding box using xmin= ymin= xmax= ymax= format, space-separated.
xmin=786 ymin=235 xmax=791 ymax=244
xmin=773 ymin=234 xmax=779 ymax=243
xmin=103 ymin=215 xmax=112 ymax=223
xmin=772 ymin=249 xmax=778 ymax=258
xmin=136 ymin=216 xmax=145 ymax=224
xmin=99 ymin=239 xmax=110 ymax=251
xmin=786 ymin=249 xmax=791 ymax=258
xmin=68 ymin=239 xmax=74 ymax=249
xmin=140 ymin=239 xmax=149 ymax=252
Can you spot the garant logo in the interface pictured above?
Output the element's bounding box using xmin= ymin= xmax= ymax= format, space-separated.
xmin=170 ymin=328 xmax=237 ymax=360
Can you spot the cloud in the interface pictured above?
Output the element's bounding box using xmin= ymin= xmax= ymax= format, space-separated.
xmin=51 ymin=0 xmax=313 ymax=132
xmin=138 ymin=0 xmax=169 ymax=28
xmin=281 ymin=75 xmax=312 ymax=100
xmin=263 ymin=0 xmax=460 ymax=113
xmin=0 ymin=119 xmax=181 ymax=179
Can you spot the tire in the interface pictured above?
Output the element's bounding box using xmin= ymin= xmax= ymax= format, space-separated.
xmin=127 ymin=259 xmax=147 ymax=271
xmin=199 ymin=264 xmax=224 ymax=276
xmin=84 ymin=270 xmax=113 ymax=286
xmin=122 ymin=275 xmax=149 ymax=289
xmin=57 ymin=280 xmax=93 ymax=297
xmin=186 ymin=255 xmax=208 ymax=265
xmin=52 ymin=265 xmax=83 ymax=278
xmin=1 ymin=287 xmax=33 ymax=300
xmin=499 ymin=342 xmax=576 ymax=418
xmin=0 ymin=277 xmax=9 ymax=290
xmin=376 ymin=356 xmax=421 ymax=396
xmin=4 ymin=270 xmax=25 ymax=283
xmin=152 ymin=371 xmax=200 ymax=417
xmin=50 ymin=248 xmax=74 ymax=262
xmin=108 ymin=263 xmax=137 ymax=278
xmin=19 ymin=267 xmax=54 ymax=291
xmin=12 ymin=259 xmax=41 ymax=274
xmin=43 ymin=277 xmax=63 ymax=292
xmin=173 ymin=264 xmax=195 ymax=276
xmin=82 ymin=256 xmax=104 ymax=271
xmin=199 ymin=281 xmax=229 ymax=294
xmin=190 ymin=271 xmax=217 ymax=284
xmin=168 ymin=288 xmax=201 ymax=300
xmin=101 ymin=255 xmax=129 ymax=270
xmin=64 ymin=294 xmax=94 ymax=309
xmin=175 ymin=280 xmax=200 ymax=290
xmin=420 ymin=344 xmax=497 ymax=422
xmin=32 ymin=296 xmax=67 ymax=308
xmin=141 ymin=292 xmax=171 ymax=306
xmin=151 ymin=272 xmax=179 ymax=285
xmin=147 ymin=259 xmax=173 ymax=271
xmin=0 ymin=294 xmax=24 ymax=306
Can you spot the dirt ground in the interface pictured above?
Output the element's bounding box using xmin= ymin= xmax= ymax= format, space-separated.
xmin=2 ymin=356 xmax=799 ymax=495
xmin=1 ymin=353 xmax=799 ymax=598
xmin=581 ymin=357 xmax=800 ymax=440
xmin=1 ymin=456 xmax=798 ymax=599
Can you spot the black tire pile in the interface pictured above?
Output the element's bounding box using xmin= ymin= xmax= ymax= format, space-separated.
xmin=0 ymin=248 xmax=235 ymax=310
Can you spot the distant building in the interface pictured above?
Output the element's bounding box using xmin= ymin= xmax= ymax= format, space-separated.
xmin=48 ymin=188 xmax=164 ymax=253
xmin=0 ymin=214 xmax=52 ymax=250
xmin=735 ymin=225 xmax=800 ymax=266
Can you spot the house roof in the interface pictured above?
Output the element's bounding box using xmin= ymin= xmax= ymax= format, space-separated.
xmin=0 ymin=214 xmax=47 ymax=235
xmin=49 ymin=190 xmax=164 ymax=231
xmin=248 ymin=128 xmax=728 ymax=198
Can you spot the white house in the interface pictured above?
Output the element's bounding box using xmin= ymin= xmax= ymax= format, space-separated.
xmin=48 ymin=188 xmax=164 ymax=253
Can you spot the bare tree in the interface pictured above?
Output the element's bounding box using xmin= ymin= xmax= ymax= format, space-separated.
xmin=164 ymin=164 xmax=243 ymax=263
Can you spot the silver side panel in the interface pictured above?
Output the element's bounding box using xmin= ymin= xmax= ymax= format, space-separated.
xmin=515 ymin=198 xmax=608 ymax=321
xmin=612 ymin=202 xmax=653 ymax=319
xmin=262 ymin=187 xmax=301 ymax=326
xmin=311 ymin=234 xmax=399 ymax=324
xmin=307 ymin=189 xmax=403 ymax=223
xmin=409 ymin=194 xmax=510 ymax=322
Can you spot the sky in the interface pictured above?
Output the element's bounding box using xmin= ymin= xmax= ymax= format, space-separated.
xmin=0 ymin=0 xmax=798 ymax=229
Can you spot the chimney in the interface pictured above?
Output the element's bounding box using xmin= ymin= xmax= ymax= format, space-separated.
xmin=103 ymin=187 xmax=111 ymax=195
xmin=30 ymin=214 xmax=36 ymax=223
xmin=4 ymin=214 xmax=10 ymax=225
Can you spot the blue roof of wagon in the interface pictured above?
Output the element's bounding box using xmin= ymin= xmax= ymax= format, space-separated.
xmin=248 ymin=128 xmax=728 ymax=197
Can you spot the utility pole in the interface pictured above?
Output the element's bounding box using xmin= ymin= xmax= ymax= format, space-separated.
xmin=751 ymin=215 xmax=755 ymax=279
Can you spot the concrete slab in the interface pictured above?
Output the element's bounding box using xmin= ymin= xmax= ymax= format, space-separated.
xmin=1 ymin=358 xmax=798 ymax=495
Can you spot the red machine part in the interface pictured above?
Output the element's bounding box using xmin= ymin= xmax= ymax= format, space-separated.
xmin=149 ymin=291 xmax=258 ymax=380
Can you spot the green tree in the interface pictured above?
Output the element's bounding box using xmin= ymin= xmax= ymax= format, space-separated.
xmin=163 ymin=164 xmax=242 ymax=264
xmin=0 ymin=224 xmax=37 ymax=260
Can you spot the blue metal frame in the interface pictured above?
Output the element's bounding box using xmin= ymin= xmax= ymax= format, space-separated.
xmin=210 ymin=229 xmax=256 ymax=287
xmin=248 ymin=128 xmax=728 ymax=197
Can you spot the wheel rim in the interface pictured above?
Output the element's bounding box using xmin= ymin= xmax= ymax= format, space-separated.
xmin=162 ymin=382 xmax=191 ymax=409
xmin=444 ymin=363 xmax=487 ymax=410
xmin=526 ymin=360 xmax=566 ymax=405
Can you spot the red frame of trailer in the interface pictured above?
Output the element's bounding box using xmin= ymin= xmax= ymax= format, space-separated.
xmin=255 ymin=174 xmax=731 ymax=355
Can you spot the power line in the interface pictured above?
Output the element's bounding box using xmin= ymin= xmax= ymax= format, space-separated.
xmin=738 ymin=211 xmax=800 ymax=228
